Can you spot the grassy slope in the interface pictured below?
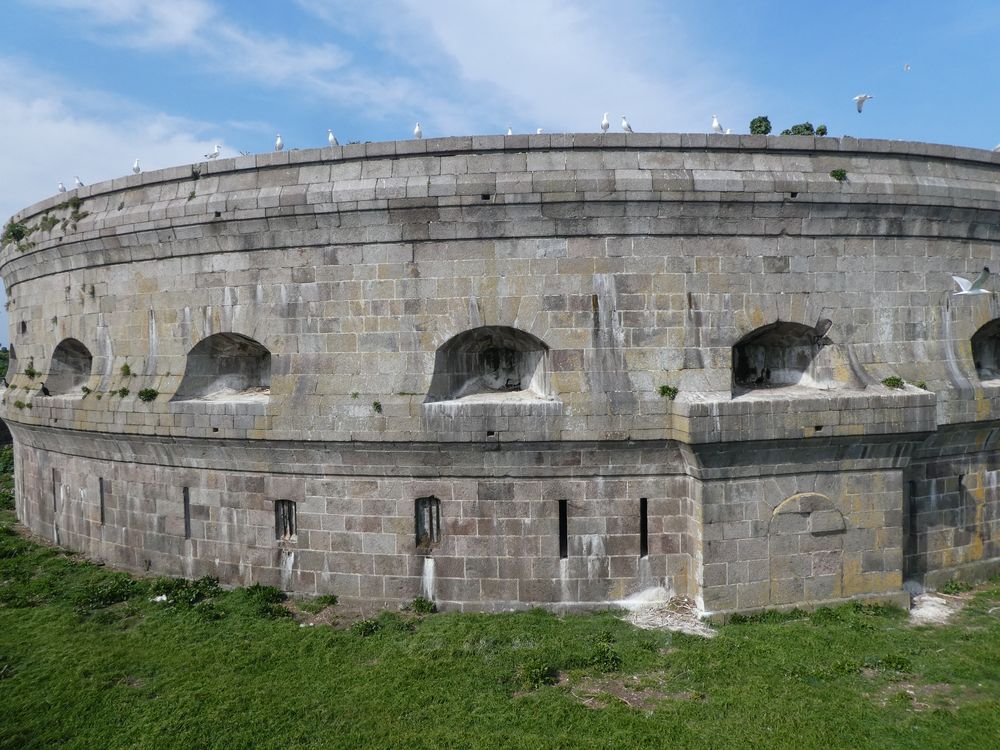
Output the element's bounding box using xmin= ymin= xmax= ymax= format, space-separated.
xmin=0 ymin=446 xmax=998 ymax=749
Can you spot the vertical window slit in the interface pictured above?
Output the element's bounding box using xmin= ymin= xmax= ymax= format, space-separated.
xmin=275 ymin=499 xmax=297 ymax=540
xmin=415 ymin=496 xmax=441 ymax=547
xmin=99 ymin=477 xmax=106 ymax=526
xmin=51 ymin=468 xmax=59 ymax=512
xmin=639 ymin=497 xmax=649 ymax=558
xmin=558 ymin=499 xmax=568 ymax=559
xmin=183 ymin=487 xmax=191 ymax=540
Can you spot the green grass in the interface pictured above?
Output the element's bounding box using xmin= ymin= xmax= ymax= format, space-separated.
xmin=0 ymin=446 xmax=998 ymax=749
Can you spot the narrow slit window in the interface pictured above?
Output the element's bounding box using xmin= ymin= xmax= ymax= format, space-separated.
xmin=275 ymin=499 xmax=297 ymax=541
xmin=957 ymin=474 xmax=966 ymax=527
xmin=99 ymin=477 xmax=106 ymax=525
xmin=639 ymin=497 xmax=649 ymax=558
xmin=558 ymin=499 xmax=568 ymax=559
xmin=183 ymin=487 xmax=191 ymax=540
xmin=52 ymin=468 xmax=60 ymax=511
xmin=415 ymin=496 xmax=441 ymax=547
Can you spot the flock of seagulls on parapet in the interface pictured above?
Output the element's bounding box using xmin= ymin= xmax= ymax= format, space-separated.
xmin=67 ymin=88 xmax=895 ymax=189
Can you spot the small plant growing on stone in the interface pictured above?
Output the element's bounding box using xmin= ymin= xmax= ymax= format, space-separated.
xmin=781 ymin=122 xmax=815 ymax=136
xmin=749 ymin=116 xmax=772 ymax=135
xmin=940 ymin=579 xmax=973 ymax=595
xmin=120 ymin=363 xmax=132 ymax=377
xmin=915 ymin=380 xmax=928 ymax=390
xmin=829 ymin=168 xmax=848 ymax=182
xmin=658 ymin=385 xmax=679 ymax=400
xmin=81 ymin=386 xmax=91 ymax=396
xmin=24 ymin=359 xmax=38 ymax=380
xmin=372 ymin=400 xmax=383 ymax=414
xmin=410 ymin=596 xmax=437 ymax=614
xmin=137 ymin=388 xmax=158 ymax=402
xmin=881 ymin=376 xmax=905 ymax=389
xmin=350 ymin=392 xmax=359 ymax=399
xmin=187 ymin=190 xmax=196 ymax=201
xmin=117 ymin=387 xmax=130 ymax=398
xmin=13 ymin=400 xmax=25 ymax=409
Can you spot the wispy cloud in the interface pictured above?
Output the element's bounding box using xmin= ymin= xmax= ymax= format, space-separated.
xmin=0 ymin=58 xmax=223 ymax=221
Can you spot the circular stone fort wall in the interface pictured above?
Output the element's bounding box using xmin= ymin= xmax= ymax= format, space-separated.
xmin=3 ymin=132 xmax=1000 ymax=614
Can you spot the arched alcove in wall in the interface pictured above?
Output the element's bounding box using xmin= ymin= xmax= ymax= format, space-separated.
xmin=768 ymin=492 xmax=846 ymax=605
xmin=172 ymin=332 xmax=271 ymax=402
xmin=971 ymin=319 xmax=1000 ymax=382
xmin=425 ymin=326 xmax=550 ymax=403
xmin=733 ymin=322 xmax=824 ymax=389
xmin=47 ymin=338 xmax=93 ymax=395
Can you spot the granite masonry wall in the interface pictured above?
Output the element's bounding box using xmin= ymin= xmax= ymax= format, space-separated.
xmin=3 ymin=132 xmax=1000 ymax=614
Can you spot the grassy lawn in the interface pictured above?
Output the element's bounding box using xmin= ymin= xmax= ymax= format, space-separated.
xmin=1 ymin=447 xmax=998 ymax=749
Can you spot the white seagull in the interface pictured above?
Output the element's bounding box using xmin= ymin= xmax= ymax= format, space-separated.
xmin=327 ymin=129 xmax=338 ymax=146
xmin=506 ymin=126 xmax=513 ymax=136
xmin=74 ymin=176 xmax=85 ymax=188
xmin=413 ymin=122 xmax=422 ymax=139
xmin=57 ymin=182 xmax=67 ymax=193
xmin=274 ymin=133 xmax=284 ymax=151
xmin=993 ymin=143 xmax=1000 ymax=152
xmin=621 ymin=115 xmax=633 ymax=133
xmin=903 ymin=63 xmax=911 ymax=72
xmin=204 ymin=144 xmax=221 ymax=159
xmin=132 ymin=159 xmax=141 ymax=174
xmin=853 ymin=94 xmax=874 ymax=113
xmin=725 ymin=128 xmax=732 ymax=135
xmin=952 ymin=267 xmax=992 ymax=295
xmin=536 ymin=128 xmax=543 ymax=134
xmin=711 ymin=115 xmax=723 ymax=134
xmin=601 ymin=112 xmax=610 ymax=133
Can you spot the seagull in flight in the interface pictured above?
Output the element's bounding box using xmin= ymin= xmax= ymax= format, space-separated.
xmin=601 ymin=112 xmax=610 ymax=133
xmin=132 ymin=159 xmax=141 ymax=174
xmin=952 ymin=267 xmax=991 ymax=295
xmin=57 ymin=182 xmax=67 ymax=193
xmin=621 ymin=115 xmax=633 ymax=133
xmin=327 ymin=129 xmax=338 ymax=146
xmin=853 ymin=94 xmax=874 ymax=113
xmin=74 ymin=176 xmax=85 ymax=188
xmin=205 ymin=144 xmax=221 ymax=159
xmin=274 ymin=134 xmax=283 ymax=151
xmin=413 ymin=122 xmax=422 ymax=139
xmin=903 ymin=63 xmax=911 ymax=72
xmin=711 ymin=115 xmax=723 ymax=134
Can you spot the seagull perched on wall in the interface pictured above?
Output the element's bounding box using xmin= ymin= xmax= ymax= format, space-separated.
xmin=621 ymin=115 xmax=633 ymax=133
xmin=204 ymin=144 xmax=221 ymax=159
xmin=132 ymin=159 xmax=141 ymax=174
xmin=952 ymin=267 xmax=992 ymax=295
xmin=601 ymin=112 xmax=610 ymax=133
xmin=413 ymin=122 xmax=422 ymax=139
xmin=327 ymin=129 xmax=338 ymax=146
xmin=712 ymin=115 xmax=724 ymax=134
xmin=74 ymin=176 xmax=85 ymax=188
xmin=536 ymin=128 xmax=543 ymax=134
xmin=506 ymin=126 xmax=513 ymax=136
xmin=57 ymin=182 xmax=67 ymax=193
xmin=274 ymin=133 xmax=284 ymax=151
xmin=853 ymin=94 xmax=874 ymax=113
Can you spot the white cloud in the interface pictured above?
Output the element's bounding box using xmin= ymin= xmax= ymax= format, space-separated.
xmin=0 ymin=58 xmax=222 ymax=222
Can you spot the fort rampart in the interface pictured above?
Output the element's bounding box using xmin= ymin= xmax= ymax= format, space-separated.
xmin=3 ymin=132 xmax=999 ymax=614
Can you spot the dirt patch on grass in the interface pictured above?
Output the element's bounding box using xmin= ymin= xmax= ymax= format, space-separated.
xmin=559 ymin=671 xmax=705 ymax=711
xmin=909 ymin=593 xmax=967 ymax=626
xmin=621 ymin=596 xmax=716 ymax=638
xmin=869 ymin=678 xmax=979 ymax=712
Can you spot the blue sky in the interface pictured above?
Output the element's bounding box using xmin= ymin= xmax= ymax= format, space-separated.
xmin=2 ymin=0 xmax=999 ymax=344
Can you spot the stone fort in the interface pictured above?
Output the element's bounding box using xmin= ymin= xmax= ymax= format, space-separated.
xmin=2 ymin=132 xmax=1000 ymax=616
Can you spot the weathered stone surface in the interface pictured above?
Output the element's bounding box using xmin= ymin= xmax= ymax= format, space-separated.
xmin=3 ymin=134 xmax=1000 ymax=614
